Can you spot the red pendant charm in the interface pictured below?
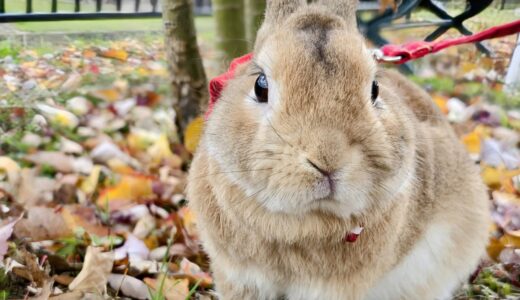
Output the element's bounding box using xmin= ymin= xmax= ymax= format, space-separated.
xmin=344 ymin=226 xmax=364 ymax=243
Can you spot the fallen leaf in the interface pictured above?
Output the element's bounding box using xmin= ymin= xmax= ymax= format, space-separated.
xmin=144 ymin=276 xmax=189 ymax=300
xmin=184 ymin=117 xmax=204 ymax=153
xmin=481 ymin=138 xmax=520 ymax=169
xmin=108 ymin=274 xmax=149 ymax=300
xmin=16 ymin=168 xmax=56 ymax=206
xmin=148 ymin=134 xmax=182 ymax=168
xmin=0 ymin=215 xmax=23 ymax=260
xmin=101 ymin=49 xmax=129 ymax=61
xmin=11 ymin=249 xmax=49 ymax=287
xmin=35 ymin=103 xmax=79 ymax=129
xmin=61 ymin=205 xmax=109 ymax=237
xmin=0 ymin=156 xmax=21 ymax=196
xmin=89 ymin=88 xmax=123 ymax=102
xmin=432 ymin=95 xmax=449 ymax=114
xmin=179 ymin=258 xmax=212 ymax=287
xmin=79 ymin=165 xmax=102 ymax=195
xmin=114 ymin=234 xmax=150 ymax=261
xmin=14 ymin=207 xmax=72 ymax=241
xmin=0 ymin=156 xmax=21 ymax=186
xmin=68 ymin=246 xmax=114 ymax=294
xmin=462 ymin=131 xmax=481 ymax=155
xmin=25 ymin=152 xmax=75 ymax=173
xmin=96 ymin=174 xmax=154 ymax=209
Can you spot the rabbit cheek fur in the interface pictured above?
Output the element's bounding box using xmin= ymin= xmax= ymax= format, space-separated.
xmin=187 ymin=1 xmax=490 ymax=300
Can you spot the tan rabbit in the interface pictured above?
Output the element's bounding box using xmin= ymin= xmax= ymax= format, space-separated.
xmin=187 ymin=1 xmax=490 ymax=299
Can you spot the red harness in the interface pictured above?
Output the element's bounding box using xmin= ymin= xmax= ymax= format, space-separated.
xmin=208 ymin=19 xmax=520 ymax=118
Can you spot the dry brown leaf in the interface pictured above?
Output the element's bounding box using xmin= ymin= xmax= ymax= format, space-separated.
xmin=61 ymin=205 xmax=109 ymax=237
xmin=144 ymin=276 xmax=189 ymax=300
xmin=54 ymin=274 xmax=75 ymax=286
xmin=14 ymin=207 xmax=72 ymax=241
xmin=69 ymin=246 xmax=114 ymax=294
xmin=29 ymin=279 xmax=54 ymax=300
xmin=11 ymin=249 xmax=49 ymax=287
xmin=16 ymin=168 xmax=56 ymax=206
xmin=49 ymin=291 xmax=90 ymax=300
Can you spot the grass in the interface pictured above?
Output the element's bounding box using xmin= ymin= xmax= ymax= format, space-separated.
xmin=412 ymin=6 xmax=519 ymax=29
xmin=13 ymin=16 xmax=215 ymax=35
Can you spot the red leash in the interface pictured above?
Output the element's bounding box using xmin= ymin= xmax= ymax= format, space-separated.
xmin=207 ymin=19 xmax=520 ymax=117
xmin=379 ymin=19 xmax=520 ymax=64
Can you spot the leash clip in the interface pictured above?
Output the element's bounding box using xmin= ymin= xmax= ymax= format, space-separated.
xmin=371 ymin=49 xmax=402 ymax=63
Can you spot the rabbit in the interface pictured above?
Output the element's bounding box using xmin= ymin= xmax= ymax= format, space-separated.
xmin=187 ymin=0 xmax=490 ymax=299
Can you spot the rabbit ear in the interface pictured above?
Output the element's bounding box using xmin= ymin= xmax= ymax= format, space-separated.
xmin=319 ymin=0 xmax=358 ymax=27
xmin=264 ymin=0 xmax=306 ymax=25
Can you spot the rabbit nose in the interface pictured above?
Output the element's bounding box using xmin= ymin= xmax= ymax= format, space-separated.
xmin=307 ymin=158 xmax=337 ymax=194
xmin=307 ymin=158 xmax=330 ymax=177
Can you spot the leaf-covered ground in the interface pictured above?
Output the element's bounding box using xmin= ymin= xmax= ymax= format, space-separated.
xmin=0 ymin=25 xmax=520 ymax=299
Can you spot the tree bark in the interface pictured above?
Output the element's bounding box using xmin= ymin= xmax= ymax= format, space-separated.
xmin=245 ymin=0 xmax=266 ymax=46
xmin=162 ymin=0 xmax=208 ymax=137
xmin=213 ymin=0 xmax=248 ymax=67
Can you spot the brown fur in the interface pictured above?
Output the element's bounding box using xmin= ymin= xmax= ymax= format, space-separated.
xmin=187 ymin=1 xmax=489 ymax=299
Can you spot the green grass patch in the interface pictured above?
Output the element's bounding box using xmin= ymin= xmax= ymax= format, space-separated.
xmin=12 ymin=15 xmax=214 ymax=35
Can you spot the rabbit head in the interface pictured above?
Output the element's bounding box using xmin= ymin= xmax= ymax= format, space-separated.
xmin=203 ymin=0 xmax=417 ymax=217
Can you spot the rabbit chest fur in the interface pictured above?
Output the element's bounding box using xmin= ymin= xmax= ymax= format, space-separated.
xmin=187 ymin=1 xmax=490 ymax=299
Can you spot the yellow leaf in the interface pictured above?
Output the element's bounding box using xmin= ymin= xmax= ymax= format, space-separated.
xmin=481 ymin=166 xmax=502 ymax=189
xmin=144 ymin=277 xmax=189 ymax=300
xmin=96 ymin=175 xmax=154 ymax=209
xmin=0 ymin=156 xmax=21 ymax=186
xmin=126 ymin=129 xmax=159 ymax=152
xmin=147 ymin=134 xmax=173 ymax=164
xmin=184 ymin=117 xmax=204 ymax=153
xmin=499 ymin=234 xmax=520 ymax=248
xmin=179 ymin=207 xmax=197 ymax=238
xmin=107 ymin=158 xmax=136 ymax=175
xmin=462 ymin=131 xmax=481 ymax=154
xmin=461 ymin=62 xmax=478 ymax=73
xmin=487 ymin=237 xmax=505 ymax=261
xmin=89 ymin=89 xmax=122 ymax=102
xmin=432 ymin=95 xmax=448 ymax=114
xmin=101 ymin=49 xmax=128 ymax=61
xmin=80 ymin=165 xmax=102 ymax=195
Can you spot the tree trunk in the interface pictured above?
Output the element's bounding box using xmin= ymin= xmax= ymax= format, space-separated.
xmin=245 ymin=0 xmax=266 ymax=46
xmin=162 ymin=0 xmax=208 ymax=137
xmin=213 ymin=0 xmax=248 ymax=67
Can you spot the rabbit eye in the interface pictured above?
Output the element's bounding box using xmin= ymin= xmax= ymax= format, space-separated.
xmin=371 ymin=81 xmax=379 ymax=104
xmin=254 ymin=73 xmax=269 ymax=103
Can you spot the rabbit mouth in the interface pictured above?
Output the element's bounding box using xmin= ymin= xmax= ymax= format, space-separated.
xmin=315 ymin=176 xmax=336 ymax=201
